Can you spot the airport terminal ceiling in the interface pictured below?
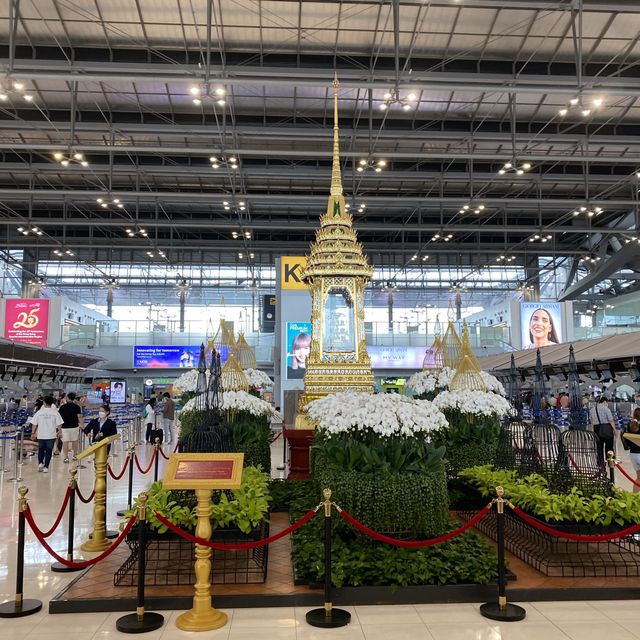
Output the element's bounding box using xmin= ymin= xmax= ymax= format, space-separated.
xmin=1 ymin=0 xmax=640 ymax=308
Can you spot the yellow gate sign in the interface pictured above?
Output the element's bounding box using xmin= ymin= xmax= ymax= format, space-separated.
xmin=281 ymin=256 xmax=308 ymax=290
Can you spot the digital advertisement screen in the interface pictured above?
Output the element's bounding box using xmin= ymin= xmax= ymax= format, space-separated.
xmin=110 ymin=380 xmax=127 ymax=404
xmin=133 ymin=346 xmax=202 ymax=368
xmin=286 ymin=322 xmax=312 ymax=379
xmin=368 ymin=346 xmax=426 ymax=370
xmin=4 ymin=299 xmax=50 ymax=347
xmin=520 ymin=302 xmax=563 ymax=350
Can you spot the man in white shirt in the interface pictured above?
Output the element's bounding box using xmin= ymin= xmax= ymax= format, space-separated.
xmin=30 ymin=395 xmax=63 ymax=473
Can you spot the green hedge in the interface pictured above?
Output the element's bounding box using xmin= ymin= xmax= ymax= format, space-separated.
xmin=291 ymin=511 xmax=498 ymax=587
xmin=314 ymin=464 xmax=449 ymax=538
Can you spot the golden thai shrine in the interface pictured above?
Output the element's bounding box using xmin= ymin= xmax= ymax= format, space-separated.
xmin=294 ymin=77 xmax=374 ymax=427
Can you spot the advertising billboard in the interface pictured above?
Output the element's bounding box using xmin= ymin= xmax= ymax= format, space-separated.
xmin=4 ymin=298 xmax=50 ymax=346
xmin=134 ymin=346 xmax=203 ymax=369
xmin=520 ymin=302 xmax=563 ymax=350
xmin=286 ymin=322 xmax=312 ymax=379
xmin=110 ymin=380 xmax=127 ymax=404
xmin=368 ymin=345 xmax=426 ymax=370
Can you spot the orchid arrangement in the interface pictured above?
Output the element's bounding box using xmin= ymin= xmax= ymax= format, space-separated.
xmin=406 ymin=367 xmax=455 ymax=396
xmin=480 ymin=372 xmax=506 ymax=396
xmin=243 ymin=368 xmax=274 ymax=389
xmin=306 ymin=392 xmax=448 ymax=438
xmin=172 ymin=368 xmax=204 ymax=393
xmin=432 ymin=390 xmax=513 ymax=418
xmin=181 ymin=390 xmax=275 ymax=417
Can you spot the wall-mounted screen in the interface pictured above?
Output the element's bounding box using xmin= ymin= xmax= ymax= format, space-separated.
xmin=110 ymin=380 xmax=126 ymax=404
xmin=520 ymin=302 xmax=563 ymax=350
xmin=286 ymin=322 xmax=312 ymax=379
xmin=133 ymin=346 xmax=202 ymax=369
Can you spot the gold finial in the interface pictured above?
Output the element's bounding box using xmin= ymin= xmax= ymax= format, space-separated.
xmin=69 ymin=467 xmax=78 ymax=487
xmin=138 ymin=491 xmax=148 ymax=521
xmin=330 ymin=75 xmax=342 ymax=198
xmin=18 ymin=485 xmax=29 ymax=512
xmin=322 ymin=488 xmax=333 ymax=517
xmin=496 ymin=486 xmax=504 ymax=498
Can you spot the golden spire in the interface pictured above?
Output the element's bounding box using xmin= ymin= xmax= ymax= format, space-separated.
xmin=450 ymin=322 xmax=487 ymax=392
xmin=330 ymin=74 xmax=342 ymax=197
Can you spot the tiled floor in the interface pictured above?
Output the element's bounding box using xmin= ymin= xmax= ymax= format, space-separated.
xmin=2 ymin=436 xmax=640 ymax=639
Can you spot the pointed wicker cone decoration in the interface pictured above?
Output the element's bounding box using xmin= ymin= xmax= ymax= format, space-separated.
xmin=221 ymin=354 xmax=250 ymax=393
xmin=451 ymin=323 xmax=487 ymax=392
xmin=423 ymin=334 xmax=444 ymax=370
xmin=441 ymin=320 xmax=462 ymax=369
xmin=213 ymin=319 xmax=237 ymax=354
xmin=234 ymin=333 xmax=257 ymax=370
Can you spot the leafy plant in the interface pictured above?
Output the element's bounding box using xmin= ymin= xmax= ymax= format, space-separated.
xmin=124 ymin=466 xmax=271 ymax=534
xmin=460 ymin=465 xmax=640 ymax=526
xmin=268 ymin=479 xmax=319 ymax=513
xmin=291 ymin=511 xmax=497 ymax=588
xmin=313 ymin=431 xmax=445 ymax=475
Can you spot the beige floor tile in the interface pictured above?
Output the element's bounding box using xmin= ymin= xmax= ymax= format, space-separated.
xmin=355 ymin=605 xmax=422 ymax=625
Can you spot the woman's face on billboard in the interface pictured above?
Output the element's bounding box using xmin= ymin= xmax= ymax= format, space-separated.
xmin=530 ymin=309 xmax=552 ymax=343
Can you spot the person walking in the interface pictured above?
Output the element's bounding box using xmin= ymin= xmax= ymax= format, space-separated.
xmin=58 ymin=392 xmax=85 ymax=462
xmin=161 ymin=392 xmax=175 ymax=444
xmin=83 ymin=405 xmax=118 ymax=451
xmin=590 ymin=396 xmax=617 ymax=465
xmin=30 ymin=396 xmax=63 ymax=473
xmin=143 ymin=397 xmax=156 ymax=443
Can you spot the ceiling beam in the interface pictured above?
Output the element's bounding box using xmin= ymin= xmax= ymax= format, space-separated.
xmin=558 ymin=242 xmax=640 ymax=300
xmin=0 ymin=142 xmax=638 ymax=165
xmin=4 ymin=60 xmax=640 ymax=97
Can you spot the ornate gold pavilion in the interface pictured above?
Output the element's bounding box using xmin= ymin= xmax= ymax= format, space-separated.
xmin=295 ymin=78 xmax=374 ymax=422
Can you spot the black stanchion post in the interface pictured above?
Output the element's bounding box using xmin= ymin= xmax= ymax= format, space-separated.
xmin=306 ymin=489 xmax=350 ymax=629
xmin=116 ymin=492 xmax=164 ymax=633
xmin=117 ymin=443 xmax=136 ymax=518
xmin=153 ymin=438 xmax=160 ymax=483
xmin=607 ymin=450 xmax=616 ymax=485
xmin=480 ymin=487 xmax=526 ymax=622
xmin=0 ymin=486 xmax=43 ymax=618
xmin=51 ymin=468 xmax=83 ymax=573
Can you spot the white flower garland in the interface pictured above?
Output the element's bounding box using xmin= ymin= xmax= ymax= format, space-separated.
xmin=243 ymin=368 xmax=274 ymax=389
xmin=172 ymin=368 xmax=203 ymax=393
xmin=406 ymin=367 xmax=456 ymax=395
xmin=181 ymin=390 xmax=274 ymax=416
xmin=432 ymin=390 xmax=513 ymax=417
xmin=306 ymin=392 xmax=448 ymax=437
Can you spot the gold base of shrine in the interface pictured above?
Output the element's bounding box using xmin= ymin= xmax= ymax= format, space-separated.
xmin=175 ymin=607 xmax=228 ymax=631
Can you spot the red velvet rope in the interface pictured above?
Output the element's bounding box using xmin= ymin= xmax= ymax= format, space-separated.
xmin=271 ymin=432 xmax=282 ymax=443
xmin=338 ymin=505 xmax=491 ymax=547
xmin=30 ymin=486 xmax=73 ymax=538
xmin=154 ymin=508 xmax=317 ymax=551
xmin=173 ymin=442 xmax=179 ymax=453
xmin=567 ymin=453 xmax=606 ymax=481
xmin=134 ymin=449 xmax=157 ymax=474
xmin=24 ymin=507 xmax=136 ymax=568
xmin=615 ymin=463 xmax=640 ymax=488
xmin=158 ymin=447 xmax=170 ymax=460
xmin=75 ymin=485 xmax=96 ymax=504
xmin=107 ymin=455 xmax=131 ymax=480
xmin=511 ymin=506 xmax=640 ymax=541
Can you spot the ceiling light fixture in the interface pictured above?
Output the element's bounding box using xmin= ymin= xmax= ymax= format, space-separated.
xmin=497 ymin=159 xmax=533 ymax=176
xmin=558 ymin=95 xmax=604 ymax=118
xmin=52 ymin=150 xmax=89 ymax=167
xmin=458 ymin=203 xmax=486 ymax=214
xmin=125 ymin=227 xmax=148 ymax=238
xmin=356 ymin=158 xmax=386 ymax=173
xmin=496 ymin=255 xmax=516 ymax=263
xmin=431 ymin=233 xmax=454 ymax=242
xmin=0 ymin=78 xmax=34 ymax=103
xmin=96 ymin=197 xmax=124 ymax=209
xmin=528 ymin=233 xmax=553 ymax=243
xmin=189 ymin=84 xmax=227 ymax=107
xmin=210 ymin=155 xmax=239 ymax=170
xmin=17 ymin=225 xmax=43 ymax=236
xmin=571 ymin=205 xmax=603 ymax=218
xmin=379 ymin=88 xmax=418 ymax=111
xmin=53 ymin=248 xmax=74 ymax=257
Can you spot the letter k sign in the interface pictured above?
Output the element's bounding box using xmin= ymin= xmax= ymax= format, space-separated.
xmin=281 ymin=256 xmax=308 ymax=290
xmin=285 ymin=263 xmax=301 ymax=283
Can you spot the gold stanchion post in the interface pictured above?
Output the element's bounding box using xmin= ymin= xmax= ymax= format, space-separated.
xmin=78 ymin=434 xmax=120 ymax=552
xmin=175 ymin=487 xmax=227 ymax=631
